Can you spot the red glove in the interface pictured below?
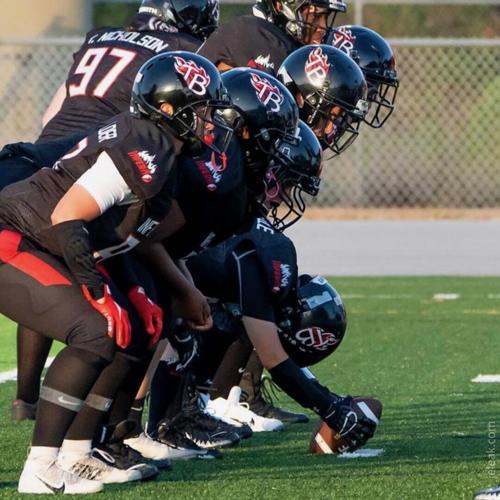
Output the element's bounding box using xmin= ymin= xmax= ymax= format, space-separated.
xmin=82 ymin=285 xmax=132 ymax=349
xmin=127 ymin=286 xmax=163 ymax=347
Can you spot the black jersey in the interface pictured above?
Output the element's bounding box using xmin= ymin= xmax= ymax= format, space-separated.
xmin=198 ymin=15 xmax=299 ymax=76
xmin=0 ymin=112 xmax=177 ymax=259
xmin=162 ymin=136 xmax=249 ymax=259
xmin=39 ymin=26 xmax=201 ymax=143
xmin=186 ymin=217 xmax=298 ymax=322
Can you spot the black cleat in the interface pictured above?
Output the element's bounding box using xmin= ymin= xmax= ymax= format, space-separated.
xmin=157 ymin=417 xmax=222 ymax=459
xmin=94 ymin=420 xmax=161 ymax=481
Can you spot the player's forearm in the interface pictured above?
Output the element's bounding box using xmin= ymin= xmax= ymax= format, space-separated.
xmin=137 ymin=242 xmax=193 ymax=299
xmin=268 ymin=358 xmax=333 ymax=416
xmin=52 ymin=219 xmax=105 ymax=298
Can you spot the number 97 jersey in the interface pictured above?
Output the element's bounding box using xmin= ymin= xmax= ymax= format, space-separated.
xmin=38 ymin=26 xmax=201 ymax=143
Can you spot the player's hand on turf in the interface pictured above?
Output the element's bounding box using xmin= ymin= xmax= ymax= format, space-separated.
xmin=82 ymin=284 xmax=132 ymax=349
xmin=322 ymin=395 xmax=376 ymax=451
xmin=127 ymin=285 xmax=163 ymax=347
xmin=173 ymin=285 xmax=213 ymax=331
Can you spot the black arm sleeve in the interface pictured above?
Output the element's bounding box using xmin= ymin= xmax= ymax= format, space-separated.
xmin=52 ymin=219 xmax=104 ymax=298
xmin=268 ymin=358 xmax=333 ymax=416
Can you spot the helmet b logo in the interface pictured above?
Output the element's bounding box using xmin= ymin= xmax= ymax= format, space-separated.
xmin=250 ymin=73 xmax=284 ymax=112
xmin=174 ymin=56 xmax=211 ymax=96
xmin=296 ymin=327 xmax=339 ymax=351
xmin=305 ymin=47 xmax=330 ymax=87
xmin=331 ymin=27 xmax=356 ymax=56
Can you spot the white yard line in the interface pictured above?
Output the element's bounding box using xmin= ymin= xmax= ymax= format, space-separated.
xmin=0 ymin=357 xmax=54 ymax=384
xmin=471 ymin=374 xmax=500 ymax=383
xmin=338 ymin=448 xmax=385 ymax=459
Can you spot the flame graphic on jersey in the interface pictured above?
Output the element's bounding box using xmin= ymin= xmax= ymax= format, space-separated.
xmin=174 ymin=56 xmax=211 ymax=96
xmin=305 ymin=47 xmax=330 ymax=87
xmin=128 ymin=150 xmax=157 ymax=183
xmin=331 ymin=27 xmax=356 ymax=56
xmin=250 ymin=72 xmax=283 ymax=112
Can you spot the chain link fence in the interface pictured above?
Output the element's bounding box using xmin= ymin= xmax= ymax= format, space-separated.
xmin=0 ymin=38 xmax=499 ymax=207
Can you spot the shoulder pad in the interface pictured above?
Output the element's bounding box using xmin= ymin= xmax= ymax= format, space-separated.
xmin=102 ymin=114 xmax=177 ymax=200
xmin=248 ymin=218 xmax=298 ymax=298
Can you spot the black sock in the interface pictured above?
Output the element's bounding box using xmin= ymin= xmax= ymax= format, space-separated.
xmin=107 ymin=354 xmax=152 ymax=428
xmin=129 ymin=397 xmax=146 ymax=428
xmin=211 ymin=338 xmax=254 ymax=399
xmin=65 ymin=352 xmax=133 ymax=441
xmin=17 ymin=326 xmax=53 ymax=403
xmin=32 ymin=346 xmax=109 ymax=447
xmin=147 ymin=361 xmax=181 ymax=435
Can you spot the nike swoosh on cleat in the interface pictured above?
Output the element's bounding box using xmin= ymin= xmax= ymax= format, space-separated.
xmin=35 ymin=474 xmax=65 ymax=494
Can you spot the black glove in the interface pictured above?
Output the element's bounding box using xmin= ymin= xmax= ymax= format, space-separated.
xmin=321 ymin=395 xmax=376 ymax=452
xmin=169 ymin=323 xmax=199 ymax=373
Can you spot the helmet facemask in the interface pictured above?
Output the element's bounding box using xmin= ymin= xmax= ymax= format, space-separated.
xmin=364 ymin=77 xmax=399 ymax=128
xmin=169 ymin=100 xmax=234 ymax=155
xmin=261 ymin=134 xmax=321 ymax=231
xmin=302 ymin=93 xmax=368 ymax=159
xmin=280 ymin=0 xmax=346 ymax=45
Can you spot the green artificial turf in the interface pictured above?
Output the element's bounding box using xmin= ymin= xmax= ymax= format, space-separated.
xmin=0 ymin=277 xmax=498 ymax=499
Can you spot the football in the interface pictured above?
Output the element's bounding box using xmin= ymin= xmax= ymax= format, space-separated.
xmin=309 ymin=397 xmax=383 ymax=454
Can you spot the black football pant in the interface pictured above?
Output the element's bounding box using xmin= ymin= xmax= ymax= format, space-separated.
xmin=0 ymin=229 xmax=114 ymax=447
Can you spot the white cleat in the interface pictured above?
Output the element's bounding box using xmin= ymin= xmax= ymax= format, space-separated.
xmin=206 ymin=386 xmax=284 ymax=432
xmin=475 ymin=485 xmax=500 ymax=499
xmin=125 ymin=432 xmax=200 ymax=460
xmin=18 ymin=457 xmax=103 ymax=494
xmin=58 ymin=451 xmax=140 ymax=484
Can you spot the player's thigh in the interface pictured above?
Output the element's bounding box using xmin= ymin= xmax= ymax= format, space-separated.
xmin=0 ymin=242 xmax=113 ymax=360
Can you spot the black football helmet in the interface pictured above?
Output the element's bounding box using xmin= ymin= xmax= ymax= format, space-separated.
xmin=131 ymin=51 xmax=233 ymax=154
xmin=278 ymin=45 xmax=369 ymax=158
xmin=331 ymin=25 xmax=399 ymax=128
xmin=255 ymin=0 xmax=347 ymax=44
xmin=139 ymin=0 xmax=219 ymax=39
xmin=220 ymin=68 xmax=299 ymax=188
xmin=278 ymin=275 xmax=347 ymax=367
xmin=263 ymin=121 xmax=322 ymax=230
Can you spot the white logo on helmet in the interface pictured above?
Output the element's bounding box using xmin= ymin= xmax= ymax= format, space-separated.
xmin=331 ymin=26 xmax=356 ymax=56
xmin=295 ymin=327 xmax=339 ymax=351
xmin=305 ymin=47 xmax=330 ymax=87
xmin=174 ymin=56 xmax=211 ymax=96
xmin=250 ymin=72 xmax=284 ymax=112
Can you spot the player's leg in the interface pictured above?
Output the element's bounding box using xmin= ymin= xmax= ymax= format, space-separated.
xmin=0 ymin=231 xmax=112 ymax=493
xmin=13 ymin=326 xmax=53 ymax=421
xmin=240 ymin=352 xmax=309 ymax=424
xmin=61 ymin=275 xmax=159 ymax=483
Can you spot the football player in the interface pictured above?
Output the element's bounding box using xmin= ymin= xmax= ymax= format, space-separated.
xmin=94 ymin=71 xmax=305 ymax=458
xmin=214 ymin=44 xmax=369 ymax=422
xmin=0 ymin=52 xmax=230 ymax=494
xmin=198 ymin=0 xmax=347 ymax=74
xmin=146 ymin=212 xmax=375 ymax=453
xmin=8 ymin=0 xmax=221 ymax=423
xmin=330 ymin=25 xmax=399 ymax=128
xmin=0 ymin=0 xmax=218 ymax=191
xmin=278 ymin=44 xmax=369 ymax=159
